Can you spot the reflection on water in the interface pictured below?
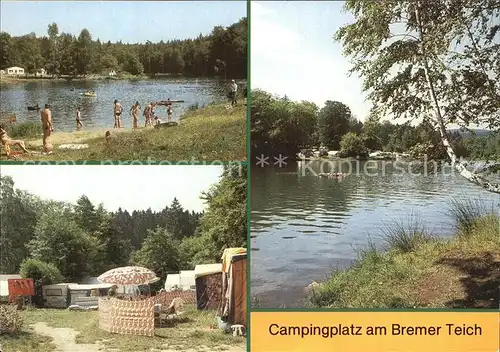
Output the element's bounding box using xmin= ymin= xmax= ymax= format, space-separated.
xmin=1 ymin=78 xmax=237 ymax=131
xmin=250 ymin=160 xmax=500 ymax=308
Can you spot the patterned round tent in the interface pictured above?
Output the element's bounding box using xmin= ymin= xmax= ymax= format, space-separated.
xmin=97 ymin=266 xmax=158 ymax=285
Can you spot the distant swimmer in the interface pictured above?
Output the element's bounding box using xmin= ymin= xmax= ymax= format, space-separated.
xmin=40 ymin=104 xmax=53 ymax=153
xmin=76 ymin=107 xmax=83 ymax=130
xmin=0 ymin=125 xmax=29 ymax=157
xmin=130 ymin=101 xmax=141 ymax=128
xmin=113 ymin=99 xmax=123 ymax=128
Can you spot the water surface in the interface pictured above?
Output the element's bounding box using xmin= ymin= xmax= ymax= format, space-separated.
xmin=251 ymin=160 xmax=500 ymax=308
xmin=1 ymin=78 xmax=237 ymax=131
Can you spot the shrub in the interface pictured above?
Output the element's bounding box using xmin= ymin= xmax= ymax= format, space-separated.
xmin=19 ymin=259 xmax=64 ymax=306
xmin=448 ymin=197 xmax=488 ymax=233
xmin=382 ymin=215 xmax=433 ymax=253
xmin=0 ymin=304 xmax=23 ymax=334
xmin=4 ymin=122 xmax=42 ymax=139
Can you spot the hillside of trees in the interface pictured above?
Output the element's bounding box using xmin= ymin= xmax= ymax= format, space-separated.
xmin=251 ymin=89 xmax=500 ymax=162
xmin=0 ymin=165 xmax=247 ymax=290
xmin=0 ymin=18 xmax=247 ymax=78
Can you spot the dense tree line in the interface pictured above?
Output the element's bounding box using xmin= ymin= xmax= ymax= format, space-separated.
xmin=0 ymin=165 xmax=246 ymax=292
xmin=0 ymin=18 xmax=247 ymax=78
xmin=251 ymin=89 xmax=500 ymax=161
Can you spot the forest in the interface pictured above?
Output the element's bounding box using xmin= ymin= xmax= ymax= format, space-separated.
xmin=0 ymin=18 xmax=247 ymax=78
xmin=0 ymin=165 xmax=247 ymax=298
xmin=251 ymin=89 xmax=500 ymax=161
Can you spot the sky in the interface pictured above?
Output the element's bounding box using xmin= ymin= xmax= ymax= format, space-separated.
xmin=0 ymin=165 xmax=224 ymax=212
xmin=0 ymin=1 xmax=246 ymax=43
xmin=251 ymin=1 xmax=371 ymax=121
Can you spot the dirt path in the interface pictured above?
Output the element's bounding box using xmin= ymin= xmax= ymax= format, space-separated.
xmin=31 ymin=322 xmax=101 ymax=352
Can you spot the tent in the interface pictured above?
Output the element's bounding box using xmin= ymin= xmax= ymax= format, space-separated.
xmin=165 ymin=274 xmax=180 ymax=291
xmin=165 ymin=270 xmax=195 ymax=291
xmin=220 ymin=248 xmax=247 ymax=327
xmin=194 ymin=263 xmax=222 ymax=310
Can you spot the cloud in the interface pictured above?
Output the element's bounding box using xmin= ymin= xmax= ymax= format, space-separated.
xmin=251 ymin=2 xmax=371 ymax=120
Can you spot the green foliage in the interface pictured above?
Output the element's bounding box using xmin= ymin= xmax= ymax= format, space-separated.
xmin=27 ymin=207 xmax=98 ymax=281
xmin=181 ymin=164 xmax=247 ymax=265
xmin=0 ymin=176 xmax=41 ymax=274
xmin=339 ymin=132 xmax=367 ymax=157
xmin=448 ymin=198 xmax=490 ymax=234
xmin=317 ymin=101 xmax=356 ymax=150
xmin=464 ymin=133 xmax=500 ymax=161
xmin=133 ymin=228 xmax=182 ymax=281
xmin=382 ymin=216 xmax=433 ymax=253
xmin=251 ymin=89 xmax=495 ymax=161
xmin=336 ymin=1 xmax=499 ymax=132
xmin=0 ymin=17 xmax=247 ymax=78
xmin=251 ymin=89 xmax=318 ymax=157
xmin=19 ymin=258 xmax=63 ymax=305
xmin=3 ymin=122 xmax=42 ymax=139
xmin=0 ymin=169 xmax=244 ymax=286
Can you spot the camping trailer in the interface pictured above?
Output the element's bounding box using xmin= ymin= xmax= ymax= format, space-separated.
xmin=194 ymin=263 xmax=222 ymax=310
xmin=220 ymin=248 xmax=247 ymax=327
xmin=42 ymin=283 xmax=70 ymax=308
xmin=43 ymin=283 xmax=111 ymax=308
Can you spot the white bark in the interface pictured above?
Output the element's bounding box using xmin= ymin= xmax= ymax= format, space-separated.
xmin=414 ymin=3 xmax=500 ymax=194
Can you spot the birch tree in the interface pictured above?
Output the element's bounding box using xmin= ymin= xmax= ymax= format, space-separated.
xmin=336 ymin=0 xmax=500 ymax=193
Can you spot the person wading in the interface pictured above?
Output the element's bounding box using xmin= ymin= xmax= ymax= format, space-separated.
xmin=130 ymin=101 xmax=141 ymax=128
xmin=113 ymin=100 xmax=123 ymax=128
xmin=40 ymin=104 xmax=53 ymax=153
xmin=143 ymin=102 xmax=152 ymax=127
xmin=229 ymin=79 xmax=238 ymax=106
xmin=76 ymin=107 xmax=83 ymax=130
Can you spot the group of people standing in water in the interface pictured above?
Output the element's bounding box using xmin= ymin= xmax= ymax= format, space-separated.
xmin=75 ymin=99 xmax=174 ymax=131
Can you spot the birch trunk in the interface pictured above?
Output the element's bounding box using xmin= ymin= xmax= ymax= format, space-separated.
xmin=414 ymin=3 xmax=499 ymax=194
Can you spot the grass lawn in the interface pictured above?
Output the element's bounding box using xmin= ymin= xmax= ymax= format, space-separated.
xmin=308 ymin=213 xmax=500 ymax=309
xmin=1 ymin=103 xmax=246 ymax=161
xmin=0 ymin=330 xmax=56 ymax=352
xmin=0 ymin=305 xmax=245 ymax=352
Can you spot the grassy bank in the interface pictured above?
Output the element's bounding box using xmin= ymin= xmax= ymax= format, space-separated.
xmin=308 ymin=202 xmax=500 ymax=309
xmin=0 ymin=305 xmax=245 ymax=352
xmin=1 ymin=103 xmax=246 ymax=161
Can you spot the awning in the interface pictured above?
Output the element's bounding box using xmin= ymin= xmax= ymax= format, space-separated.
xmin=194 ymin=264 xmax=222 ymax=278
xmin=221 ymin=248 xmax=247 ymax=272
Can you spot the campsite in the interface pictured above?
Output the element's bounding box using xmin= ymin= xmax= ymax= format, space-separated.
xmin=0 ymin=164 xmax=247 ymax=351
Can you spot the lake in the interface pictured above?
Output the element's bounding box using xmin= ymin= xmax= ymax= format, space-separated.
xmin=250 ymin=159 xmax=500 ymax=308
xmin=0 ymin=77 xmax=239 ymax=131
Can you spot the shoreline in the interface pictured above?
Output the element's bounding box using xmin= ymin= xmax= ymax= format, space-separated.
xmin=306 ymin=212 xmax=499 ymax=309
xmin=0 ymin=101 xmax=246 ymax=161
xmin=1 ymin=74 xmax=248 ymax=85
